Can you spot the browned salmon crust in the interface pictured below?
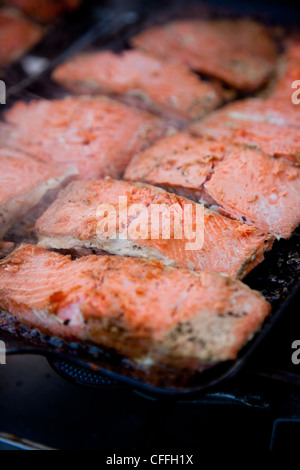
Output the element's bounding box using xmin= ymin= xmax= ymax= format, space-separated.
xmin=35 ymin=178 xmax=274 ymax=279
xmin=0 ymin=96 xmax=166 ymax=180
xmin=52 ymin=49 xmax=223 ymax=122
xmin=0 ymin=146 xmax=75 ymax=238
xmin=131 ymin=19 xmax=277 ymax=91
xmin=0 ymin=244 xmax=271 ymax=368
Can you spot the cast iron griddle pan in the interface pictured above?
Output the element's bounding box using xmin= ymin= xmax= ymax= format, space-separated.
xmin=0 ymin=0 xmax=299 ymax=397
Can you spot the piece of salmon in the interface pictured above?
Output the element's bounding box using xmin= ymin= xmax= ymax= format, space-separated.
xmin=204 ymin=148 xmax=300 ymax=239
xmin=0 ymin=96 xmax=166 ymax=180
xmin=0 ymin=146 xmax=75 ymax=238
xmin=131 ymin=19 xmax=277 ymax=91
xmin=198 ymin=97 xmax=300 ymax=127
xmin=6 ymin=0 xmax=82 ymax=22
xmin=188 ymin=97 xmax=300 ymax=164
xmin=125 ymin=132 xmax=300 ymax=239
xmin=0 ymin=9 xmax=43 ymax=67
xmin=52 ymin=49 xmax=223 ymax=123
xmin=35 ymin=178 xmax=273 ymax=279
xmin=272 ymin=40 xmax=300 ymax=102
xmin=124 ymin=132 xmax=227 ymax=200
xmin=0 ymin=243 xmax=271 ymax=368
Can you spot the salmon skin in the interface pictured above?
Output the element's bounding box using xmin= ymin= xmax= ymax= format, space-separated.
xmin=188 ymin=97 xmax=300 ymax=164
xmin=6 ymin=0 xmax=82 ymax=22
xmin=52 ymin=49 xmax=223 ymax=123
xmin=204 ymin=148 xmax=300 ymax=239
xmin=131 ymin=19 xmax=277 ymax=91
xmin=0 ymin=96 xmax=166 ymax=180
xmin=125 ymin=132 xmax=300 ymax=239
xmin=0 ymin=243 xmax=271 ymax=369
xmin=35 ymin=178 xmax=273 ymax=280
xmin=0 ymin=147 xmax=75 ymax=238
xmin=0 ymin=9 xmax=43 ymax=66
xmin=124 ymin=132 xmax=227 ymax=200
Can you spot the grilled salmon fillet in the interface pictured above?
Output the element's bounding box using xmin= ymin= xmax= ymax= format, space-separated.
xmin=272 ymin=40 xmax=300 ymax=102
xmin=6 ymin=0 xmax=82 ymax=22
xmin=204 ymin=148 xmax=300 ymax=239
xmin=188 ymin=98 xmax=300 ymax=164
xmin=124 ymin=132 xmax=227 ymax=200
xmin=0 ymin=9 xmax=43 ymax=66
xmin=131 ymin=19 xmax=277 ymax=91
xmin=0 ymin=243 xmax=271 ymax=368
xmin=35 ymin=178 xmax=273 ymax=279
xmin=125 ymin=133 xmax=300 ymax=239
xmin=0 ymin=96 xmax=166 ymax=180
xmin=0 ymin=147 xmax=75 ymax=238
xmin=52 ymin=49 xmax=223 ymax=122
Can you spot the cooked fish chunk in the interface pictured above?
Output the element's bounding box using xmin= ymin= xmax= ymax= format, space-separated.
xmin=52 ymin=49 xmax=223 ymax=122
xmin=188 ymin=98 xmax=300 ymax=164
xmin=6 ymin=0 xmax=82 ymax=22
xmin=131 ymin=19 xmax=277 ymax=91
xmin=204 ymin=148 xmax=300 ymax=239
xmin=0 ymin=147 xmax=75 ymax=238
xmin=125 ymin=132 xmax=300 ymax=239
xmin=272 ymin=40 xmax=300 ymax=102
xmin=0 ymin=9 xmax=43 ymax=66
xmin=0 ymin=96 xmax=166 ymax=180
xmin=124 ymin=132 xmax=227 ymax=200
xmin=35 ymin=178 xmax=273 ymax=279
xmin=0 ymin=243 xmax=271 ymax=368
